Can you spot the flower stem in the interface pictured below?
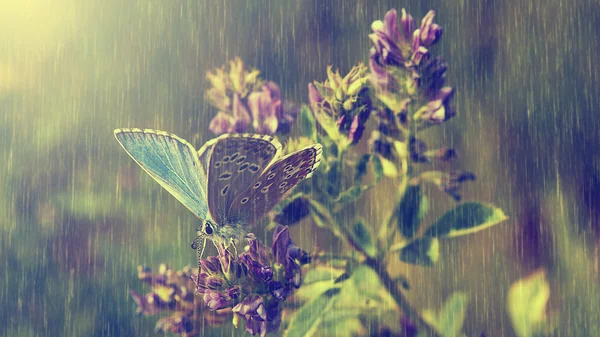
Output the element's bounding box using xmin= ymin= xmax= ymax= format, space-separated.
xmin=363 ymin=255 xmax=440 ymax=337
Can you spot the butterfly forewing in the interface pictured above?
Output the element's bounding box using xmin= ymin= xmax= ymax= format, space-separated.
xmin=197 ymin=140 xmax=216 ymax=175
xmin=206 ymin=134 xmax=282 ymax=222
xmin=114 ymin=128 xmax=209 ymax=219
xmin=228 ymin=144 xmax=323 ymax=226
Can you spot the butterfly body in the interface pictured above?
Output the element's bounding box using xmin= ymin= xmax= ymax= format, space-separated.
xmin=114 ymin=128 xmax=322 ymax=250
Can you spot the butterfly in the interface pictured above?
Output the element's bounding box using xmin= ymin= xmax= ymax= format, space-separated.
xmin=114 ymin=128 xmax=322 ymax=256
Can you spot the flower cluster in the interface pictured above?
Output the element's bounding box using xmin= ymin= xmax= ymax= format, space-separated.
xmin=193 ymin=225 xmax=310 ymax=336
xmin=129 ymin=264 xmax=229 ymax=336
xmin=206 ymin=58 xmax=298 ymax=135
xmin=308 ymin=64 xmax=372 ymax=148
xmin=367 ymin=8 xmax=474 ymax=200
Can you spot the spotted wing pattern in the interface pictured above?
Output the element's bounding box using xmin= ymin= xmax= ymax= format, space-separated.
xmin=228 ymin=144 xmax=323 ymax=226
xmin=114 ymin=128 xmax=209 ymax=219
xmin=206 ymin=133 xmax=282 ymax=222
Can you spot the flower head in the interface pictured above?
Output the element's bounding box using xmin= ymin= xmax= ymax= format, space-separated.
xmin=206 ymin=59 xmax=298 ymax=136
xmin=191 ymin=225 xmax=309 ymax=336
xmin=309 ymin=64 xmax=372 ymax=148
xmin=130 ymin=264 xmax=229 ymax=336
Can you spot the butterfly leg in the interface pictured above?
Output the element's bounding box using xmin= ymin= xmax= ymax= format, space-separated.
xmin=229 ymin=238 xmax=239 ymax=257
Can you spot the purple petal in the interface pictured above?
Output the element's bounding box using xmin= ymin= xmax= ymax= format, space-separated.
xmin=247 ymin=88 xmax=280 ymax=135
xmin=272 ymin=225 xmax=291 ymax=266
xmin=209 ymin=111 xmax=235 ymax=135
xmin=401 ymin=9 xmax=416 ymax=43
xmin=233 ymin=93 xmax=252 ymax=132
xmin=383 ymin=9 xmax=401 ymax=42
xmin=419 ymin=10 xmax=442 ymax=47
xmin=348 ymin=115 xmax=365 ymax=144
xmin=203 ymin=290 xmax=230 ymax=310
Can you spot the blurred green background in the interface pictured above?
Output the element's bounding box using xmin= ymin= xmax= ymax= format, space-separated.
xmin=1 ymin=0 xmax=599 ymax=336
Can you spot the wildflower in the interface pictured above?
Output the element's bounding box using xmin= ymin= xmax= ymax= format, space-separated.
xmin=247 ymin=81 xmax=298 ymax=135
xmin=206 ymin=58 xmax=297 ymax=135
xmin=413 ymin=87 xmax=456 ymax=129
xmin=130 ymin=265 xmax=229 ymax=336
xmin=409 ymin=137 xmax=456 ymax=163
xmin=192 ymin=225 xmax=309 ymax=336
xmin=308 ymin=64 xmax=372 ymax=148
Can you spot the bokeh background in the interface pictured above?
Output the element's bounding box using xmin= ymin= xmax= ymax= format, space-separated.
xmin=1 ymin=0 xmax=599 ymax=336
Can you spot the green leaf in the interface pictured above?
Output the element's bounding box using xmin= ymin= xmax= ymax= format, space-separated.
xmin=349 ymin=219 xmax=377 ymax=258
xmin=392 ymin=185 xmax=424 ymax=239
xmin=334 ymin=185 xmax=367 ymax=204
xmin=284 ymin=288 xmax=341 ymax=337
xmin=299 ymin=104 xmax=317 ymax=140
xmin=437 ymin=292 xmax=469 ymax=337
xmin=354 ymin=154 xmax=371 ymax=184
xmin=294 ymin=266 xmax=345 ymax=302
xmin=399 ymin=237 xmax=439 ymax=266
xmin=507 ymin=269 xmax=550 ymax=337
xmin=326 ymin=161 xmax=341 ymax=197
xmin=307 ymin=199 xmax=342 ymax=237
xmin=424 ymin=202 xmax=508 ymax=238
xmin=371 ymin=154 xmax=383 ymax=182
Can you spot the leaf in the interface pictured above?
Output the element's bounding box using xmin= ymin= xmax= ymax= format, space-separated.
xmin=349 ymin=219 xmax=377 ymax=258
xmin=507 ymin=269 xmax=550 ymax=337
xmin=307 ymin=199 xmax=342 ymax=237
xmin=354 ymin=154 xmax=371 ymax=184
xmin=371 ymin=155 xmax=384 ymax=183
xmin=334 ymin=185 xmax=368 ymax=204
xmin=399 ymin=237 xmax=439 ymax=266
xmin=326 ymin=161 xmax=341 ymax=197
xmin=424 ymin=202 xmax=508 ymax=238
xmin=378 ymin=155 xmax=399 ymax=178
xmin=437 ymin=292 xmax=469 ymax=337
xmin=294 ymin=266 xmax=345 ymax=302
xmin=284 ymin=288 xmax=341 ymax=337
xmin=392 ymin=185 xmax=424 ymax=239
xmin=299 ymin=104 xmax=317 ymax=141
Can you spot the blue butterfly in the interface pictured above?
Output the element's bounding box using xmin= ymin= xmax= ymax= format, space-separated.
xmin=114 ymin=128 xmax=322 ymax=255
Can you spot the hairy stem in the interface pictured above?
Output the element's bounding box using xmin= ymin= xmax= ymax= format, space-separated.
xmin=363 ymin=256 xmax=439 ymax=337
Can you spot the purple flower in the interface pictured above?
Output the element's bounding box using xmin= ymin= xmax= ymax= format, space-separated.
xmin=370 ymin=9 xmax=406 ymax=67
xmin=409 ymin=137 xmax=456 ymax=163
xmin=198 ymin=256 xmax=221 ymax=276
xmin=309 ymin=64 xmax=372 ymax=147
xmin=418 ymin=11 xmax=443 ymax=47
xmin=401 ymin=9 xmax=416 ymax=43
xmin=206 ymin=59 xmax=298 ymax=136
xmin=232 ymin=295 xmax=282 ymax=337
xmin=417 ymin=170 xmax=476 ymax=201
xmin=190 ymin=227 xmax=309 ymax=336
xmin=414 ymin=87 xmax=456 ymax=128
xmin=203 ymin=289 xmax=231 ymax=310
xmin=130 ymin=264 xmax=230 ymax=335
xmin=247 ymin=82 xmax=282 ymax=134
xmin=272 ymin=225 xmax=310 ymax=289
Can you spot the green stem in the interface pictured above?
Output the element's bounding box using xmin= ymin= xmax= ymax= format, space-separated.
xmin=363 ymin=256 xmax=440 ymax=337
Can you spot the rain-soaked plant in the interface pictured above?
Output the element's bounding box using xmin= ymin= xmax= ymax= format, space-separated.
xmin=130 ymin=8 xmax=511 ymax=337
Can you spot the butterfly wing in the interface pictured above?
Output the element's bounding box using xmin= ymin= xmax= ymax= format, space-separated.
xmin=228 ymin=144 xmax=323 ymax=226
xmin=205 ymin=133 xmax=283 ymax=222
xmin=197 ymin=139 xmax=216 ymax=176
xmin=114 ymin=128 xmax=209 ymax=219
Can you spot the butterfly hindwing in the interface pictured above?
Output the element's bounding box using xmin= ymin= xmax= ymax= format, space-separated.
xmin=114 ymin=128 xmax=209 ymax=219
xmin=228 ymin=144 xmax=323 ymax=226
xmin=206 ymin=133 xmax=282 ymax=222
